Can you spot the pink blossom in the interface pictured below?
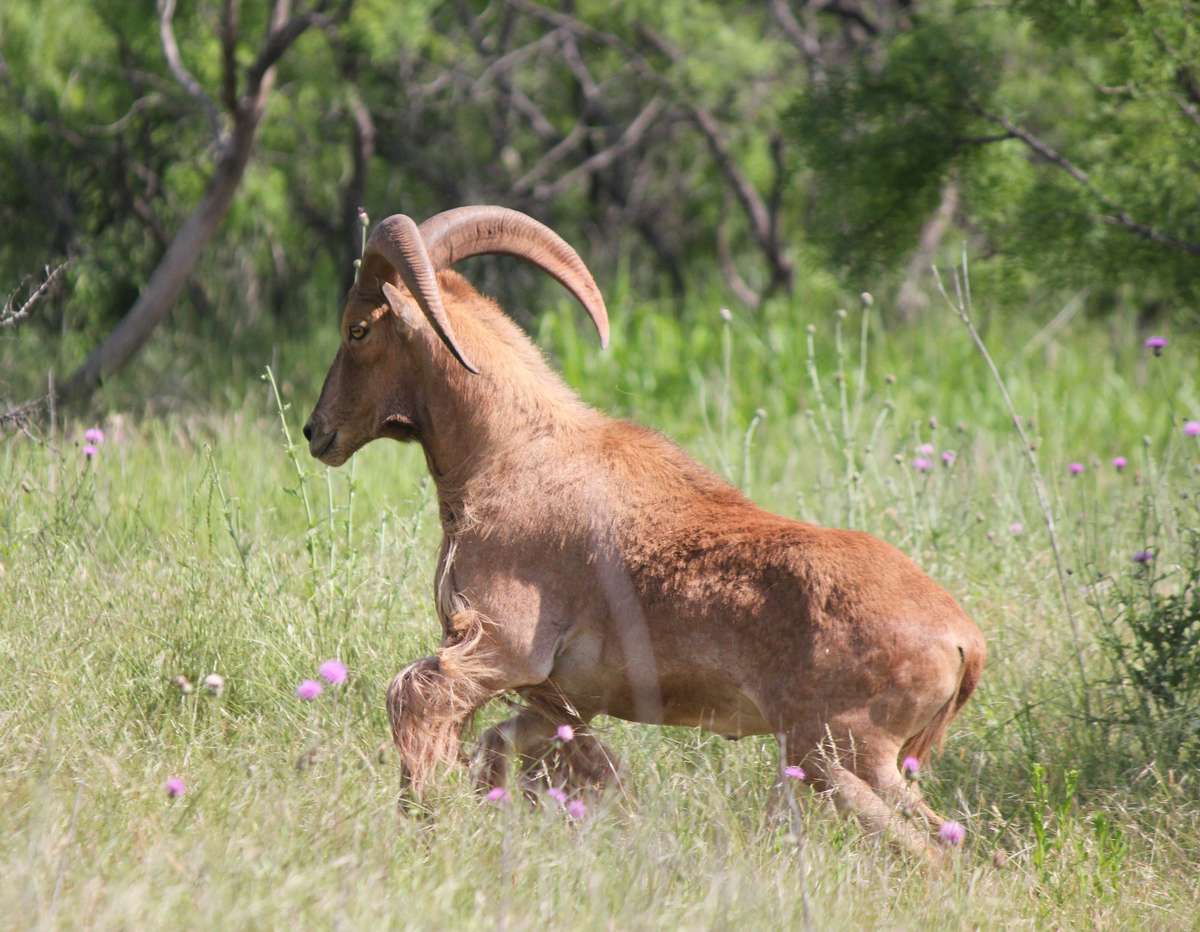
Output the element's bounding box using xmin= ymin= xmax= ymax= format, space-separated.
xmin=296 ymin=679 xmax=323 ymax=701
xmin=566 ymin=799 xmax=587 ymax=820
xmin=82 ymin=444 xmax=97 ymax=459
xmin=1132 ymin=550 xmax=1153 ymax=564
xmin=485 ymin=786 xmax=509 ymax=803
xmin=917 ymin=443 xmax=935 ymax=456
xmin=1068 ymin=463 xmax=1084 ymax=476
xmin=556 ymin=724 xmax=575 ymax=742
xmin=1112 ymin=456 xmax=1127 ymax=471
xmin=547 ymin=786 xmax=567 ymax=805
xmin=912 ymin=457 xmax=933 ymax=473
xmin=901 ymin=756 xmax=920 ymax=779
xmin=938 ymin=820 xmax=966 ymax=846
xmin=318 ymin=659 xmax=347 ymax=685
xmin=1184 ymin=421 xmax=1200 ymax=437
xmin=1009 ymin=522 xmax=1024 ymax=536
xmin=165 ymin=777 xmax=186 ymax=798
xmin=1144 ymin=336 xmax=1167 ymax=355
xmin=941 ymin=450 xmax=956 ymax=467
xmin=784 ymin=765 xmax=806 ymax=781
xmin=84 ymin=427 xmax=105 ymax=445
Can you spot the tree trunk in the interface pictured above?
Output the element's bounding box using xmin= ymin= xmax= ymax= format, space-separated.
xmin=61 ymin=119 xmax=260 ymax=401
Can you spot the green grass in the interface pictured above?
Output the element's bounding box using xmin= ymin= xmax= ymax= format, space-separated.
xmin=2 ymin=284 xmax=1199 ymax=928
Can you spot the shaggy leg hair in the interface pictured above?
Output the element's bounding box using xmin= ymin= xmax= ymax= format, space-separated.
xmin=473 ymin=704 xmax=623 ymax=799
xmin=386 ymin=612 xmax=503 ymax=793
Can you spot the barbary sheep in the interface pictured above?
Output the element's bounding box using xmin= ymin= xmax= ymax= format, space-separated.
xmin=303 ymin=205 xmax=985 ymax=861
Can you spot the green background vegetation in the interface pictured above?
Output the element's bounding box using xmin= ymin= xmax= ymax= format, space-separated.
xmin=2 ymin=0 xmax=1199 ymax=927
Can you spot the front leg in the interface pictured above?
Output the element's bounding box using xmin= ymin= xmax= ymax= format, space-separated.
xmin=385 ymin=609 xmax=547 ymax=793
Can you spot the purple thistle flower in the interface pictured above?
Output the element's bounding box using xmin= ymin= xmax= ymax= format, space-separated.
xmin=1184 ymin=421 xmax=1200 ymax=437
xmin=566 ymin=799 xmax=587 ymax=820
xmin=318 ymin=659 xmax=347 ymax=685
xmin=912 ymin=457 xmax=933 ymax=473
xmin=1144 ymin=336 xmax=1167 ymax=356
xmin=938 ymin=820 xmax=966 ymax=846
xmin=1009 ymin=522 xmax=1024 ymax=536
xmin=82 ymin=444 xmax=97 ymax=459
xmin=547 ymin=786 xmax=567 ymax=805
xmin=917 ymin=442 xmax=935 ymax=456
xmin=784 ymin=765 xmax=806 ymax=781
xmin=941 ymin=450 xmax=957 ymax=467
xmin=165 ymin=777 xmax=186 ymax=798
xmin=1132 ymin=550 xmax=1154 ymax=564
xmin=296 ymin=679 xmax=323 ymax=701
xmin=84 ymin=427 xmax=105 ymax=445
xmin=1068 ymin=462 xmax=1084 ymax=476
xmin=556 ymin=724 xmax=575 ymax=742
xmin=901 ymin=756 xmax=920 ymax=779
xmin=485 ymin=786 xmax=509 ymax=803
xmin=1112 ymin=456 xmax=1127 ymax=471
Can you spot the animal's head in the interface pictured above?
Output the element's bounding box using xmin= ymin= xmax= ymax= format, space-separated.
xmin=303 ymin=206 xmax=609 ymax=466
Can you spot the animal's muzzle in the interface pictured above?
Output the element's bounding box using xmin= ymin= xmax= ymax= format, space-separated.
xmin=303 ymin=420 xmax=337 ymax=459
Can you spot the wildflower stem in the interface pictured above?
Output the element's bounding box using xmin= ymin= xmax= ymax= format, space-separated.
xmin=934 ymin=257 xmax=1092 ymax=719
xmin=264 ymin=365 xmax=321 ymax=609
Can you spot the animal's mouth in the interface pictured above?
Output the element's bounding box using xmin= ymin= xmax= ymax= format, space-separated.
xmin=311 ymin=430 xmax=338 ymax=460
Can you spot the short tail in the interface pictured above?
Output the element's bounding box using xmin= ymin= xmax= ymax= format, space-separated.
xmin=900 ymin=635 xmax=985 ymax=766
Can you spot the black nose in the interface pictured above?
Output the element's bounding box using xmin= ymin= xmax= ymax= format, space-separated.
xmin=302 ymin=422 xmax=313 ymax=441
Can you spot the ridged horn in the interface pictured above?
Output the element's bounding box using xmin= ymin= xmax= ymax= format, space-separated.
xmin=419 ymin=205 xmax=610 ymax=350
xmin=363 ymin=214 xmax=479 ymax=373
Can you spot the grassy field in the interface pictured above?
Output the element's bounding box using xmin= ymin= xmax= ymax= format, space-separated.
xmin=2 ymin=283 xmax=1199 ymax=929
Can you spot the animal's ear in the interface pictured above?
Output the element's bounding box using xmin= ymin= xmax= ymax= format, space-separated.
xmin=381 ymin=281 xmax=422 ymax=331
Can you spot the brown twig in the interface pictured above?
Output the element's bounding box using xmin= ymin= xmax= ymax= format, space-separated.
xmin=987 ymin=111 xmax=1200 ymax=257
xmin=1 ymin=263 xmax=68 ymax=329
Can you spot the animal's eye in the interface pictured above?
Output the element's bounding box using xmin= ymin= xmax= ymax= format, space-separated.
xmin=348 ymin=323 xmax=368 ymax=341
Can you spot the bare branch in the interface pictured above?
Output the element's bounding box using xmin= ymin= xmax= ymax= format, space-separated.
xmin=245 ymin=2 xmax=333 ymax=104
xmin=158 ymin=0 xmax=223 ymax=140
xmin=769 ymin=0 xmax=824 ymax=81
xmin=988 ymin=111 xmax=1200 ymax=257
xmin=1 ymin=263 xmax=68 ymax=330
xmin=220 ymin=0 xmax=240 ymax=114
xmin=513 ymin=120 xmax=591 ymax=193
xmin=530 ymin=98 xmax=665 ymax=200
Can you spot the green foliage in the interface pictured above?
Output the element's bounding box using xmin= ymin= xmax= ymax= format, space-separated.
xmin=1095 ymin=523 xmax=1200 ymax=765
xmin=788 ymin=20 xmax=999 ymax=276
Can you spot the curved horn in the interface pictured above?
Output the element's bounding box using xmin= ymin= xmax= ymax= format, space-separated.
xmin=419 ymin=206 xmax=610 ymax=349
xmin=364 ymin=214 xmax=480 ymax=374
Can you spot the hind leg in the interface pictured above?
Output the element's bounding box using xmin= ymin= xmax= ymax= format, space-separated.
xmin=781 ymin=727 xmax=944 ymax=864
